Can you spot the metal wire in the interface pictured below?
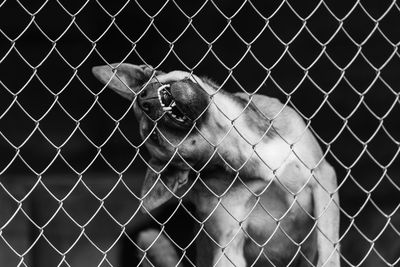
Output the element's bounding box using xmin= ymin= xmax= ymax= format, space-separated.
xmin=0 ymin=0 xmax=399 ymax=266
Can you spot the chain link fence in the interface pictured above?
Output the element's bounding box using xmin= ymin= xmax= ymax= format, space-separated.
xmin=0 ymin=0 xmax=399 ymax=266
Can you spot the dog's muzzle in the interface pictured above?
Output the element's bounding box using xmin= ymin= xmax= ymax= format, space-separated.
xmin=138 ymin=80 xmax=210 ymax=124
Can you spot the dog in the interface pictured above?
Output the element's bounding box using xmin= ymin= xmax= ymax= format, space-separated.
xmin=92 ymin=63 xmax=340 ymax=267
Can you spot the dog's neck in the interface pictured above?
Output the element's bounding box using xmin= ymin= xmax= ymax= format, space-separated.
xmin=197 ymin=91 xmax=318 ymax=190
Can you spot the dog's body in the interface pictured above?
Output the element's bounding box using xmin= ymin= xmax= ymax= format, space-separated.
xmin=92 ymin=64 xmax=340 ymax=267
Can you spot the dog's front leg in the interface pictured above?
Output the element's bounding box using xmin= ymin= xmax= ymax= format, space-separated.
xmin=313 ymin=162 xmax=340 ymax=266
xmin=195 ymin=197 xmax=247 ymax=267
xmin=197 ymin=229 xmax=246 ymax=267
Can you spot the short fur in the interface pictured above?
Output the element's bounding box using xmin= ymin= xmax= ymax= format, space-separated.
xmin=92 ymin=64 xmax=340 ymax=267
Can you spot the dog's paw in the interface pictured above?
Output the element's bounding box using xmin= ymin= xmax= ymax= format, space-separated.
xmin=137 ymin=229 xmax=181 ymax=267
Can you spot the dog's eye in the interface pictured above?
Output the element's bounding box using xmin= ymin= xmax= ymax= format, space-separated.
xmin=157 ymin=84 xmax=190 ymax=124
xmin=150 ymin=130 xmax=159 ymax=143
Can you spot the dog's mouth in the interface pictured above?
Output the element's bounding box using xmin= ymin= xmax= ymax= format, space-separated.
xmin=157 ymin=84 xmax=191 ymax=124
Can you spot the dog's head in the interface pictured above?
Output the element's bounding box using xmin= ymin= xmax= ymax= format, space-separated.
xmin=92 ymin=63 xmax=217 ymax=210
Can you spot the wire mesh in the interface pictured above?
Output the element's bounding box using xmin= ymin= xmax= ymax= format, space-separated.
xmin=0 ymin=0 xmax=399 ymax=266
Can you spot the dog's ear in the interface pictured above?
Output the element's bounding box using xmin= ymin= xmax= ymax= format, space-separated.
xmin=141 ymin=159 xmax=190 ymax=211
xmin=92 ymin=63 xmax=162 ymax=101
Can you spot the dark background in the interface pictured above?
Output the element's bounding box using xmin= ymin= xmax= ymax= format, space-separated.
xmin=0 ymin=0 xmax=399 ymax=266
